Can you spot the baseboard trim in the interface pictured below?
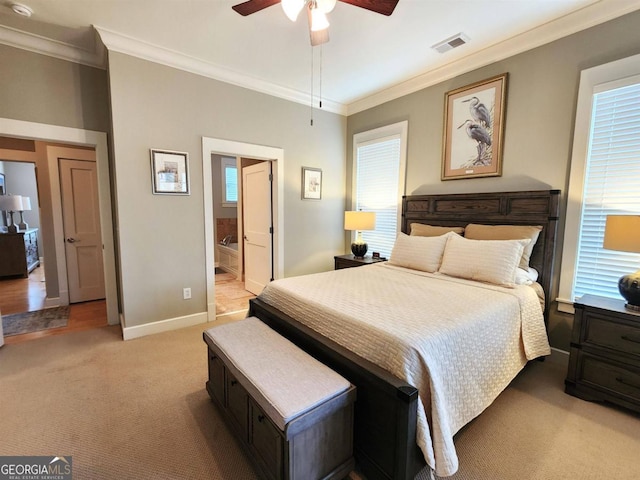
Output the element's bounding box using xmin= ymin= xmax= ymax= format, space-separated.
xmin=551 ymin=346 xmax=569 ymax=355
xmin=44 ymin=297 xmax=61 ymax=308
xmin=215 ymin=309 xmax=248 ymax=322
xmin=122 ymin=311 xmax=208 ymax=340
xmin=548 ymin=347 xmax=570 ymax=366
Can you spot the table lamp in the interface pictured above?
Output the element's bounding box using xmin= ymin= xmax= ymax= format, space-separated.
xmin=0 ymin=194 xmax=22 ymax=234
xmin=17 ymin=196 xmax=31 ymax=231
xmin=344 ymin=211 xmax=376 ymax=258
xmin=603 ymin=215 xmax=640 ymax=311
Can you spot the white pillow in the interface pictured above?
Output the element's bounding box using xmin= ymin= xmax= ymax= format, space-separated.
xmin=515 ymin=267 xmax=539 ymax=285
xmin=439 ymin=234 xmax=531 ymax=287
xmin=389 ymin=232 xmax=451 ymax=273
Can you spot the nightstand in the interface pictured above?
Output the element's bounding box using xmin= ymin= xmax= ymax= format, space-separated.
xmin=334 ymin=254 xmax=387 ymax=270
xmin=565 ymin=294 xmax=640 ymax=413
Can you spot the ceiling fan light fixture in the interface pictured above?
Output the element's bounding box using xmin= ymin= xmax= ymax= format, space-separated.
xmin=310 ymin=5 xmax=330 ymax=31
xmin=282 ymin=0 xmax=305 ymax=21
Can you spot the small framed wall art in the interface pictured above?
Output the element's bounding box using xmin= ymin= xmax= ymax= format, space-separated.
xmin=150 ymin=149 xmax=190 ymax=195
xmin=302 ymin=167 xmax=322 ymax=200
xmin=442 ymin=73 xmax=508 ymax=180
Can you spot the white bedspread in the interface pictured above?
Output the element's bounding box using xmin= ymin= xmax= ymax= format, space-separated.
xmin=258 ymin=263 xmax=550 ymax=477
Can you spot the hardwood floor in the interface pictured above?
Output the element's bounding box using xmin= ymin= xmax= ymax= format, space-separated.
xmin=0 ymin=263 xmax=47 ymax=315
xmin=0 ymin=265 xmax=108 ymax=346
xmin=1 ymin=267 xmax=254 ymax=346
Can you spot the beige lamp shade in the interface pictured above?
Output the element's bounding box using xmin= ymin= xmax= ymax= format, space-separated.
xmin=603 ymin=215 xmax=640 ymax=253
xmin=344 ymin=211 xmax=376 ymax=231
xmin=0 ymin=194 xmax=23 ymax=211
xmin=0 ymin=195 xmax=23 ymax=233
xmin=20 ymin=196 xmax=31 ymax=211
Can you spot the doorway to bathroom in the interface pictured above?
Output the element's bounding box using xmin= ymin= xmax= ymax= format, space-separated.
xmin=202 ymin=136 xmax=284 ymax=323
xmin=211 ymin=154 xmax=271 ymax=317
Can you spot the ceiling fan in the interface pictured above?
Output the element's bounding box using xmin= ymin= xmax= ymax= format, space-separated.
xmin=232 ymin=0 xmax=399 ymax=46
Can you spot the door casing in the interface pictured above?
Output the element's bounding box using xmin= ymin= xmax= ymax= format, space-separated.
xmin=202 ymin=137 xmax=284 ymax=321
xmin=0 ymin=117 xmax=118 ymax=326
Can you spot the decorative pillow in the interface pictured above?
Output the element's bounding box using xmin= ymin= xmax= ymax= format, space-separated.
xmin=464 ymin=224 xmax=542 ymax=270
xmin=515 ymin=267 xmax=538 ymax=285
xmin=389 ymin=232 xmax=452 ymax=273
xmin=410 ymin=223 xmax=465 ymax=237
xmin=439 ymin=234 xmax=531 ymax=287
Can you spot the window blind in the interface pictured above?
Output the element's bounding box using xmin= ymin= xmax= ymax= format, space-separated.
xmin=574 ymin=82 xmax=640 ymax=300
xmin=224 ymin=165 xmax=238 ymax=203
xmin=355 ymin=136 xmax=401 ymax=258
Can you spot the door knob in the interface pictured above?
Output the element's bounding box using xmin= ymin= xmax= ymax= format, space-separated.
xmin=66 ymin=237 xmax=77 ymax=243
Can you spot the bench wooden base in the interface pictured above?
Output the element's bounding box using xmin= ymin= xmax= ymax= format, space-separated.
xmin=204 ymin=322 xmax=356 ymax=480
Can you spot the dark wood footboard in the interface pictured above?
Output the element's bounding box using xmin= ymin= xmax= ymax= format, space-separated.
xmin=249 ymin=297 xmax=425 ymax=480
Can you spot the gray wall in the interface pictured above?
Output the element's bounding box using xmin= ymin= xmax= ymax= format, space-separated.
xmin=212 ymin=154 xmax=238 ymax=220
xmin=347 ymin=10 xmax=640 ymax=350
xmin=0 ymin=44 xmax=109 ymax=132
xmin=107 ymin=52 xmax=346 ymax=328
xmin=0 ymin=46 xmax=110 ymax=300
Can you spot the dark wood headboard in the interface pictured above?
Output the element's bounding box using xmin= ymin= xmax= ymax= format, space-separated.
xmin=402 ymin=190 xmax=560 ymax=319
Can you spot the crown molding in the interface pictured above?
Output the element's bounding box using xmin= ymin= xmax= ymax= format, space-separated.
xmin=0 ymin=24 xmax=104 ymax=68
xmin=94 ymin=26 xmax=346 ymax=116
xmin=2 ymin=0 xmax=636 ymax=118
xmin=346 ymin=0 xmax=640 ymax=115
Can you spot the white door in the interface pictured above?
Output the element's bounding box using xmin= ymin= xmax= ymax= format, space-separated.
xmin=243 ymin=162 xmax=272 ymax=295
xmin=60 ymin=158 xmax=105 ymax=303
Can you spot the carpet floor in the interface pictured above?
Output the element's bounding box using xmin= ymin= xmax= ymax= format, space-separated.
xmin=0 ymin=322 xmax=639 ymax=479
xmin=1 ymin=305 xmax=70 ymax=336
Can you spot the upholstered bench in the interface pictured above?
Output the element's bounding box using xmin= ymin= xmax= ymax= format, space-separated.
xmin=203 ymin=317 xmax=356 ymax=480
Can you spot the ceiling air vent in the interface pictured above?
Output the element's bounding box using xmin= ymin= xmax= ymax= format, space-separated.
xmin=432 ymin=33 xmax=470 ymax=54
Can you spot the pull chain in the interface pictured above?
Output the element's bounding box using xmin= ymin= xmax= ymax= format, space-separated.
xmin=310 ymin=44 xmax=324 ymax=126
xmin=310 ymin=44 xmax=314 ymax=126
xmin=319 ymin=44 xmax=323 ymax=110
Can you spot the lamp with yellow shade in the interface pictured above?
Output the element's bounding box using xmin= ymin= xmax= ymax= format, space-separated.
xmin=344 ymin=211 xmax=376 ymax=258
xmin=603 ymin=215 xmax=640 ymax=312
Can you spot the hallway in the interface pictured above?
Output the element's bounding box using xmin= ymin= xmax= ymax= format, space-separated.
xmin=0 ymin=265 xmax=107 ymax=345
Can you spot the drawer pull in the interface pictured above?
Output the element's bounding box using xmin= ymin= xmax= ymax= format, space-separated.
xmin=621 ymin=335 xmax=640 ymax=345
xmin=257 ymin=414 xmax=265 ymax=423
xmin=616 ymin=377 xmax=640 ymax=390
xmin=230 ymin=380 xmax=238 ymax=386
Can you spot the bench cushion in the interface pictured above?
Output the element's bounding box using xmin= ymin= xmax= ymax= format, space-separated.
xmin=204 ymin=317 xmax=351 ymax=431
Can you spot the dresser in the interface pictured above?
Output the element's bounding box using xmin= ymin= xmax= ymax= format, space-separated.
xmin=0 ymin=228 xmax=39 ymax=278
xmin=565 ymin=294 xmax=640 ymax=413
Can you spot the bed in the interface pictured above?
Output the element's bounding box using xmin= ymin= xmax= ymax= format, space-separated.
xmin=249 ymin=190 xmax=560 ymax=479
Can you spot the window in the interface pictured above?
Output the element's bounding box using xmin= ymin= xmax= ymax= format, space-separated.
xmin=221 ymin=157 xmax=237 ymax=207
xmin=558 ymin=54 xmax=640 ymax=313
xmin=352 ymin=121 xmax=408 ymax=258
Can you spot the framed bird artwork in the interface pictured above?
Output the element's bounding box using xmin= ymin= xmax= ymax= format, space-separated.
xmin=442 ymin=73 xmax=508 ymax=180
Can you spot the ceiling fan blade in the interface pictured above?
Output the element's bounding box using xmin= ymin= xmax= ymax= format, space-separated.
xmin=232 ymin=0 xmax=281 ymax=16
xmin=338 ymin=0 xmax=399 ymax=16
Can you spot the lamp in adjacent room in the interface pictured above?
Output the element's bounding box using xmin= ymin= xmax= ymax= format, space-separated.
xmin=16 ymin=196 xmax=31 ymax=231
xmin=344 ymin=210 xmax=376 ymax=258
xmin=603 ymin=215 xmax=640 ymax=312
xmin=0 ymin=194 xmax=23 ymax=234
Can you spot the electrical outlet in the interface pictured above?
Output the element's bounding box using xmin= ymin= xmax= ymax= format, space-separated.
xmin=183 ymin=287 xmax=191 ymax=300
